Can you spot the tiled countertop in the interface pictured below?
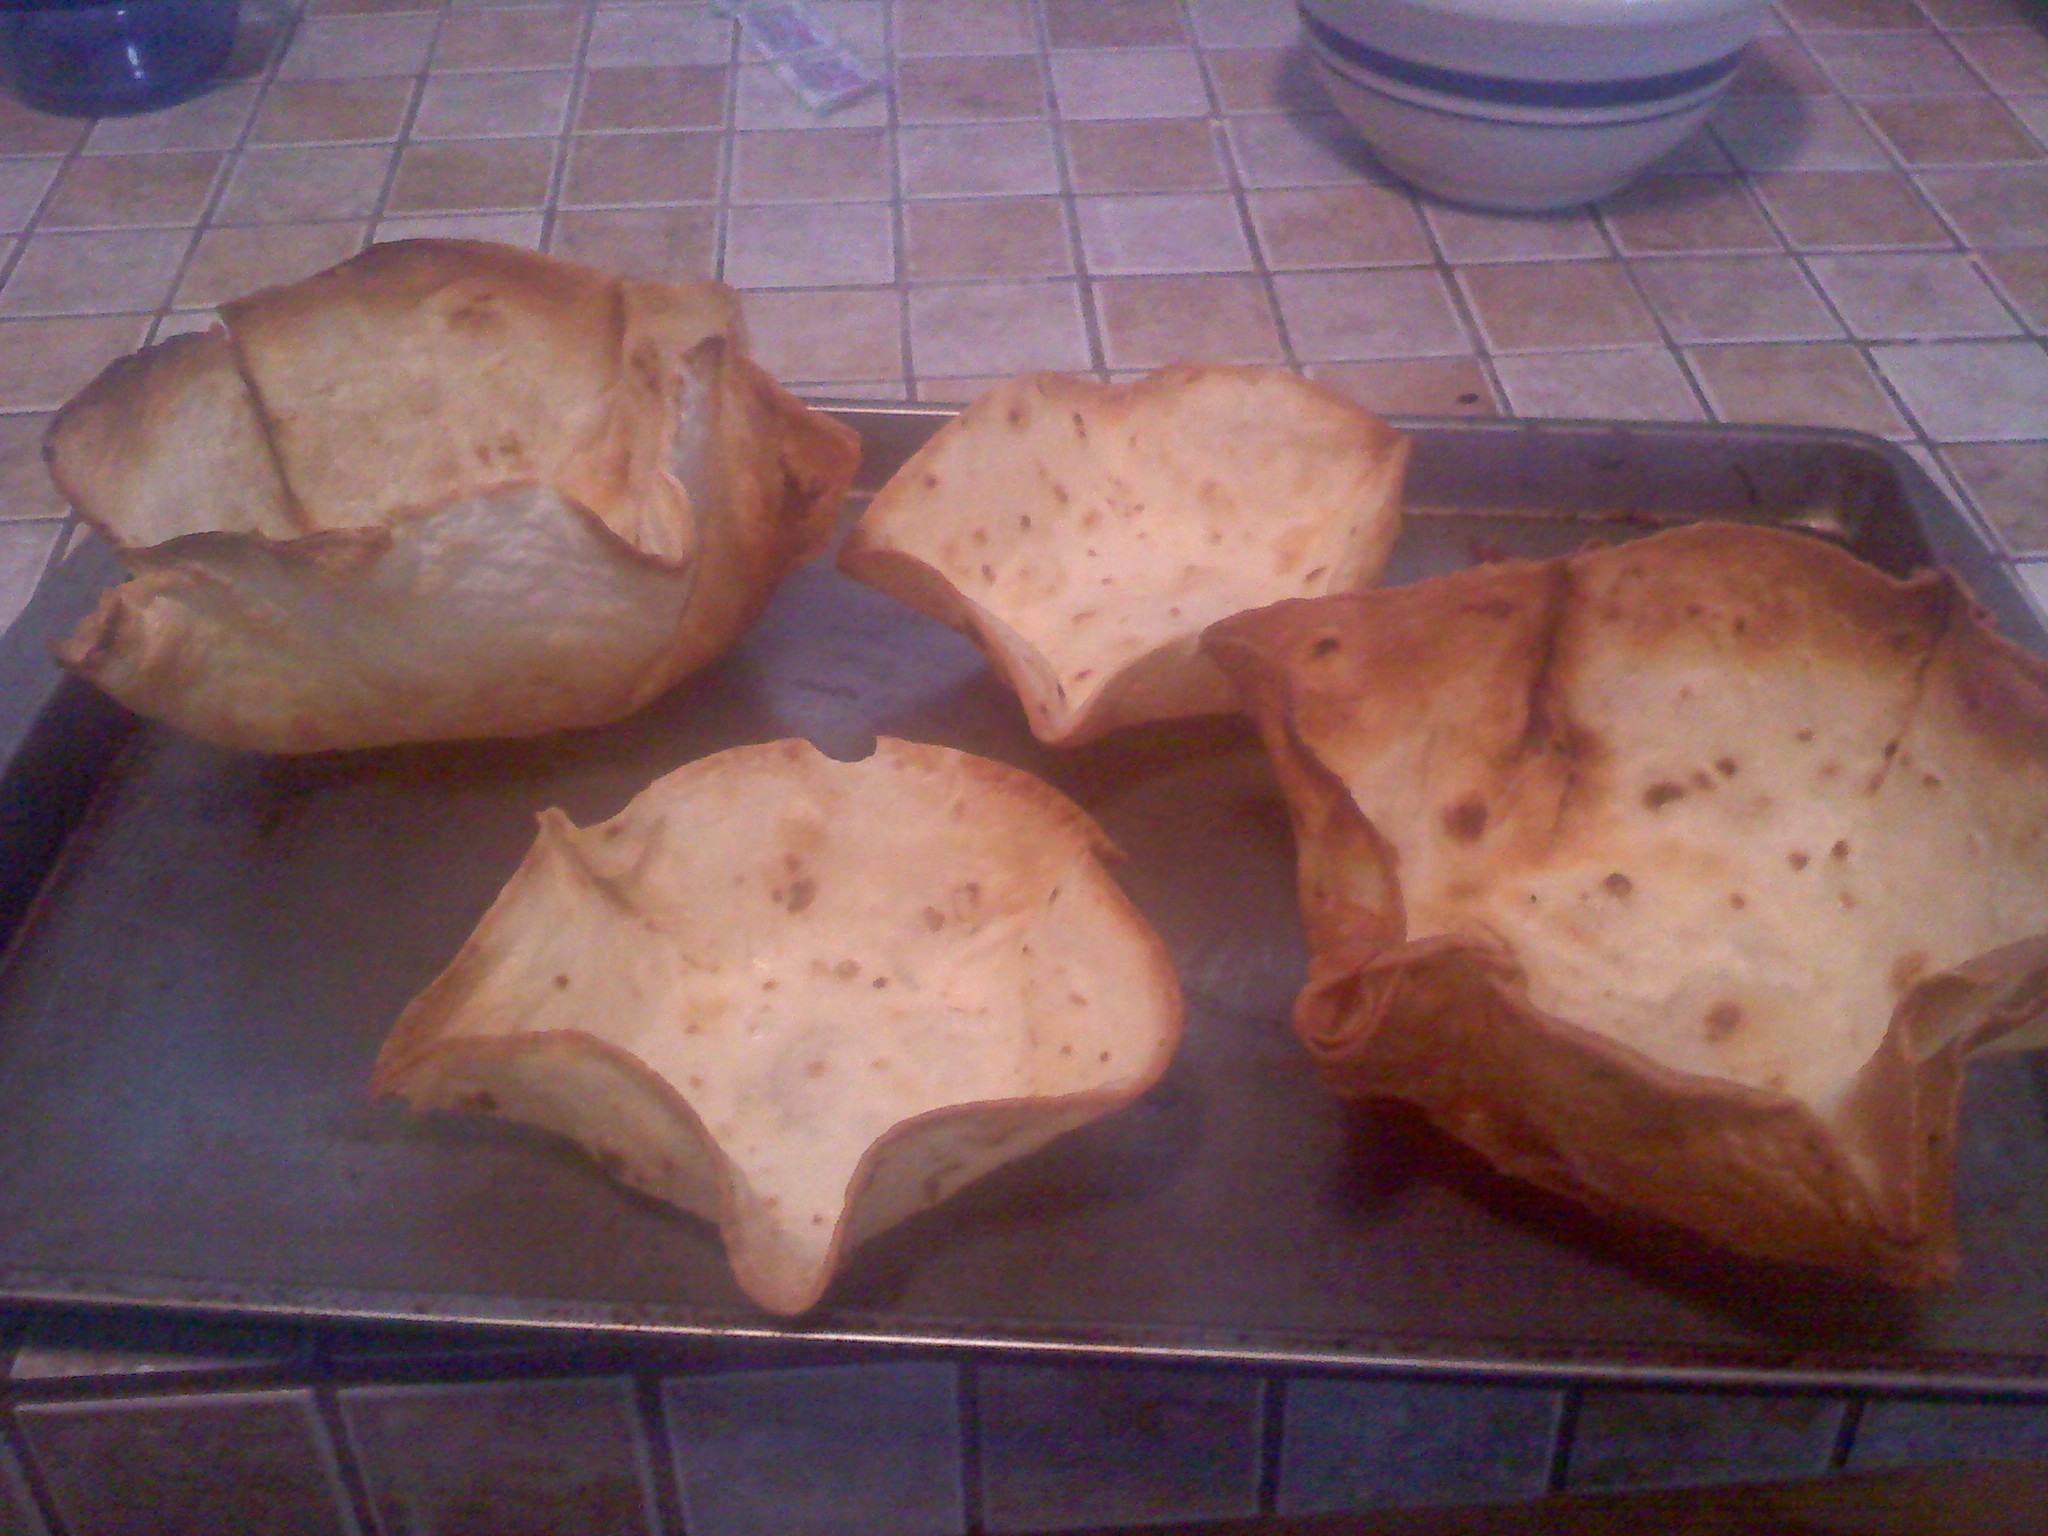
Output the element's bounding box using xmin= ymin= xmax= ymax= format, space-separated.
xmin=0 ymin=0 xmax=2046 ymax=640
xmin=2 ymin=2 xmax=2048 ymax=1532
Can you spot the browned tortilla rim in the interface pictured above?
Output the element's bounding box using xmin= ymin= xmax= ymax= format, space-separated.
xmin=1206 ymin=523 xmax=2048 ymax=1285
xmin=45 ymin=240 xmax=860 ymax=753
xmin=374 ymin=737 xmax=1185 ymax=1315
xmin=840 ymin=365 xmax=1408 ymax=746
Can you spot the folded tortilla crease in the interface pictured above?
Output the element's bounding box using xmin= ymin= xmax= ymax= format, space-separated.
xmin=1206 ymin=523 xmax=2048 ymax=1284
xmin=47 ymin=239 xmax=860 ymax=752
xmin=373 ymin=736 xmax=1185 ymax=1314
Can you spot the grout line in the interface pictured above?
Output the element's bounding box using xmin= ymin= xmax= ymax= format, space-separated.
xmin=310 ymin=1379 xmax=382 ymax=1536
xmin=883 ymin=0 xmax=915 ymax=396
xmin=1830 ymin=1395 xmax=1866 ymax=1470
xmin=1254 ymin=1373 xmax=1288 ymax=1514
xmin=958 ymin=1357 xmax=986 ymax=1534
xmin=1033 ymin=0 xmax=1110 ymax=382
xmin=712 ymin=5 xmax=744 ymax=283
xmin=634 ymin=1373 xmax=690 ymax=1536
xmin=534 ymin=0 xmax=602 ymax=251
xmin=0 ymin=1407 xmax=66 ymax=1536
xmin=1191 ymin=0 xmax=1304 ymax=375
xmin=1545 ymin=1382 xmax=1582 ymax=1494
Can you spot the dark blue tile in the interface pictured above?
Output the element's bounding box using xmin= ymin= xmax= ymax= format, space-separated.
xmin=978 ymin=1364 xmax=1262 ymax=1533
xmin=665 ymin=1362 xmax=963 ymax=1536
xmin=1852 ymin=1398 xmax=2048 ymax=1469
xmin=7 ymin=1312 xmax=303 ymax=1387
xmin=1569 ymin=1389 xmax=1845 ymax=1491
xmin=1277 ymin=1376 xmax=1559 ymax=1513
xmin=16 ymin=1388 xmax=356 ymax=1536
xmin=1 ymin=1436 xmax=49 ymax=1536
xmin=341 ymin=1377 xmax=658 ymax=1536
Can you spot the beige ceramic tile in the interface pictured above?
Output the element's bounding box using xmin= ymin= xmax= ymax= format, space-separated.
xmin=732 ymin=129 xmax=892 ymax=203
xmin=548 ymin=204 xmax=716 ymax=282
xmin=387 ymin=138 xmax=557 ymax=214
xmin=1063 ymin=119 xmax=1226 ymax=193
xmin=0 ymin=96 xmax=88 ymax=157
xmin=1748 ymin=170 xmax=1953 ymax=249
xmin=2024 ymin=561 xmax=2048 ymax=625
xmin=1188 ymin=0 xmax=1299 ymax=48
xmin=1246 ymin=184 xmax=1431 ymax=268
xmin=733 ymin=64 xmax=890 ymax=128
xmin=43 ymin=152 xmax=221 ymax=229
xmin=1873 ymin=339 xmax=2048 ymax=437
xmin=1050 ymin=50 xmax=1209 ymax=120
xmin=376 ymin=211 xmax=547 ymax=247
xmin=150 ymin=308 xmax=223 ymax=342
xmin=548 ymin=206 xmax=719 ymax=280
xmin=898 ymin=123 xmax=1061 ymax=196
xmin=1093 ymin=273 xmax=1282 ymax=366
xmin=1917 ymin=165 xmax=2048 ymax=245
xmin=0 ymin=518 xmax=62 ymax=636
xmin=585 ymin=3 xmax=732 ymax=66
xmin=1044 ymin=0 xmax=1188 ymax=48
xmin=1601 ymin=175 xmax=1782 ymax=255
xmin=1307 ymin=357 xmax=1500 ymax=417
xmin=1776 ymin=0 xmax=1929 ymax=29
xmin=745 ymin=287 xmax=903 ymax=381
xmin=1804 ymin=32 xmax=1985 ymax=97
xmin=562 ymin=131 xmax=721 ymax=206
xmin=2010 ymin=94 xmax=2048 ymax=145
xmin=0 ymin=229 xmax=190 ymax=316
xmin=1077 ymin=193 xmax=1251 ymax=275
xmin=792 ymin=376 xmax=910 ymax=401
xmin=309 ymin=0 xmax=439 ymax=14
xmin=1630 ymin=255 xmax=1842 ymax=343
xmin=1493 ymin=348 xmax=1706 ymax=422
xmin=1866 ymin=96 xmax=2044 ymax=165
xmin=0 ymin=414 xmax=67 ymax=521
xmin=576 ymin=65 xmax=728 ymax=131
xmin=1424 ymin=203 xmax=1608 ymax=262
xmin=1457 ymin=261 xmax=1660 ymax=351
xmin=1943 ymin=441 xmax=2048 ymax=553
xmin=1646 ymin=131 xmax=1737 ymax=176
xmin=0 ymin=160 xmax=60 ymax=237
xmin=413 ymin=71 xmax=575 ymax=139
xmin=1725 ymin=34 xmax=1833 ymax=97
xmin=433 ymin=5 xmax=589 ymax=71
xmin=1711 ymin=97 xmax=1892 ymax=173
xmin=1917 ymin=0 xmax=2037 ymax=24
xmin=252 ymin=78 xmax=416 ymax=145
xmin=177 ymin=222 xmax=368 ymax=307
xmin=1982 ymin=248 xmax=2048 ymax=328
xmin=1275 ymin=267 xmax=1469 ymax=361
xmin=904 ymin=198 xmax=1073 ymax=280
xmin=725 ymin=202 xmax=895 ymax=287
xmin=0 ymin=314 xmax=150 ymax=410
xmin=896 ymin=56 xmax=1048 ymax=123
xmin=914 ymin=374 xmax=1033 ymax=403
xmin=1203 ymin=48 xmax=1327 ymax=116
xmin=84 ymin=84 xmax=260 ymax=153
xmin=1686 ymin=341 xmax=1908 ymax=434
xmin=909 ymin=280 xmax=1091 ymax=375
xmin=1226 ymin=113 xmax=1382 ymax=187
xmin=894 ymin=0 xmax=1036 ymax=58
xmin=216 ymin=144 xmax=393 ymax=224
xmin=807 ymin=1 xmax=890 ymax=55
xmin=1807 ymin=252 xmax=2020 ymax=337
xmin=1949 ymin=28 xmax=2048 ymax=94
xmin=280 ymin=13 xmax=440 ymax=79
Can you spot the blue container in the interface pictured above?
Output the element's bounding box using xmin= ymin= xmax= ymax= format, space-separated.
xmin=0 ymin=0 xmax=240 ymax=117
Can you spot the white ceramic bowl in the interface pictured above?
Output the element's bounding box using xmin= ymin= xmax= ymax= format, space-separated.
xmin=1300 ymin=0 xmax=1768 ymax=211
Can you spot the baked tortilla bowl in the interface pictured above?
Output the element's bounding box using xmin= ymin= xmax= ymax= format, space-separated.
xmin=1206 ymin=523 xmax=2048 ymax=1285
xmin=46 ymin=239 xmax=859 ymax=754
xmin=839 ymin=365 xmax=1408 ymax=747
xmin=373 ymin=737 xmax=1184 ymax=1315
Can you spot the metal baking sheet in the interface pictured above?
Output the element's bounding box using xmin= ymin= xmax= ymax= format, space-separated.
xmin=4 ymin=408 xmax=2048 ymax=1395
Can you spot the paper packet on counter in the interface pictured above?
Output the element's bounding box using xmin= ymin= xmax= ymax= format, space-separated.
xmin=712 ymin=0 xmax=887 ymax=113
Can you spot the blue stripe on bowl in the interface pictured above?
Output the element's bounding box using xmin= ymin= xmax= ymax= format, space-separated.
xmin=1299 ymin=8 xmax=1744 ymax=111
